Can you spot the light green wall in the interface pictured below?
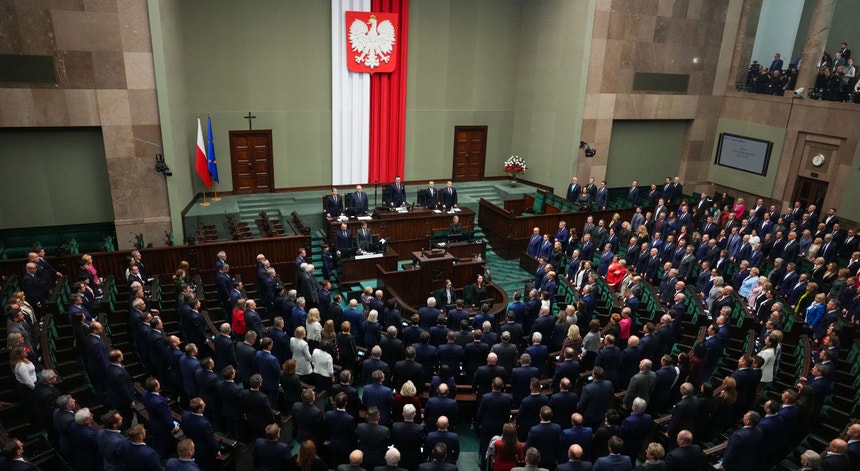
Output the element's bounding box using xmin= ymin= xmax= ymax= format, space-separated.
xmin=707 ymin=118 xmax=785 ymax=195
xmin=838 ymin=142 xmax=860 ymax=222
xmin=791 ymin=0 xmax=856 ymax=65
xmin=405 ymin=0 xmax=522 ymax=180
xmin=0 ymin=129 xmax=114 ymax=229
xmin=606 ymin=121 xmax=689 ymax=186
xmin=510 ymin=0 xmax=593 ymax=194
xmin=149 ymin=0 xmax=194 ymax=240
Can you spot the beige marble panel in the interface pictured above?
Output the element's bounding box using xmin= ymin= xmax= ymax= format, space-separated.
xmin=96 ymin=89 xmax=131 ymax=125
xmin=0 ymin=2 xmax=21 ymax=54
xmin=117 ymin=0 xmax=152 ymax=53
xmin=124 ymin=52 xmax=155 ymax=89
xmin=102 ymin=124 xmax=135 ymax=160
xmin=56 ymin=50 xmax=95 ymax=89
xmin=104 ymin=156 xmax=138 ymax=219
xmin=92 ymin=50 xmax=127 ymax=88
xmin=636 ymin=16 xmax=657 ymax=43
xmin=132 ymin=124 xmax=163 ymax=159
xmin=657 ymin=0 xmax=675 ymax=17
xmin=687 ymin=0 xmax=703 ymax=20
xmin=128 ymin=89 xmax=159 ymax=125
xmin=114 ymin=219 xmax=171 ymax=250
xmin=51 ymin=10 xmax=122 ymax=51
xmin=0 ymin=89 xmax=36 ymax=126
xmin=10 ymin=2 xmax=54 ymax=55
xmin=598 ymin=94 xmax=617 ymax=120
xmin=583 ymin=94 xmax=600 ymax=120
xmin=671 ymin=0 xmax=688 ymax=19
xmin=586 ymin=39 xmax=607 ymax=95
xmin=31 ymin=88 xmax=69 ymax=125
xmin=84 ymin=0 xmax=118 ymax=12
xmin=593 ymin=9 xmax=611 ymax=40
xmin=64 ymin=89 xmax=100 ymax=125
xmin=596 ymin=0 xmax=612 ymax=12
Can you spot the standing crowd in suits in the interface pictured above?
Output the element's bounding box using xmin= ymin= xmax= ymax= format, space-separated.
xmin=4 ymin=174 xmax=860 ymax=471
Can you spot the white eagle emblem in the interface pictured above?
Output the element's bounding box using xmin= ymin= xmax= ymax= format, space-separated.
xmin=349 ymin=15 xmax=396 ymax=70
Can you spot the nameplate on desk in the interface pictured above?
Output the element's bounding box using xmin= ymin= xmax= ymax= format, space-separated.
xmin=433 ymin=210 xmax=442 ymax=213
xmin=354 ymin=252 xmax=384 ymax=260
xmin=357 ymin=216 xmax=374 ymax=221
xmin=395 ymin=208 xmax=408 ymax=213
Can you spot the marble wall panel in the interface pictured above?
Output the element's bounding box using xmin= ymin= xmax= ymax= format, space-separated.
xmin=51 ymin=10 xmax=122 ymax=52
xmin=0 ymin=2 xmax=21 ymax=54
xmin=32 ymin=88 xmax=69 ymax=126
xmin=0 ymin=89 xmax=36 ymax=126
xmin=131 ymin=124 xmax=163 ymax=160
xmin=96 ymin=89 xmax=131 ymax=125
xmin=64 ymin=89 xmax=100 ymax=125
xmin=128 ymin=89 xmax=159 ymax=125
xmin=124 ymin=52 xmax=155 ymax=89
xmin=83 ymin=0 xmax=118 ymax=13
xmin=11 ymin=2 xmax=54 ymax=55
xmin=102 ymin=124 xmax=135 ymax=160
xmin=117 ymin=0 xmax=152 ymax=53
xmin=57 ymin=50 xmax=96 ymax=89
xmin=92 ymin=50 xmax=127 ymax=89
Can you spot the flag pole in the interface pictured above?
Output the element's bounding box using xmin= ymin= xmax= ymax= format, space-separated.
xmin=200 ymin=191 xmax=211 ymax=206
xmin=211 ymin=184 xmax=221 ymax=202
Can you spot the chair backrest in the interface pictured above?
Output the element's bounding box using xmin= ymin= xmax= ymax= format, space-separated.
xmin=532 ymin=191 xmax=546 ymax=214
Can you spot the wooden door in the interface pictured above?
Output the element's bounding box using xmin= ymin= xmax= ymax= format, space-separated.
xmin=229 ymin=130 xmax=274 ymax=194
xmin=452 ymin=126 xmax=487 ymax=181
xmin=791 ymin=176 xmax=828 ymax=209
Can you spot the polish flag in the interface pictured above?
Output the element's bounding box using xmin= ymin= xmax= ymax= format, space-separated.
xmin=195 ymin=118 xmax=211 ymax=188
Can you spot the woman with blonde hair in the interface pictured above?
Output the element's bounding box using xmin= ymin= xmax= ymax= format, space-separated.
xmin=709 ymin=376 xmax=738 ymax=438
xmin=336 ymin=320 xmax=358 ymax=377
xmin=306 ymin=308 xmax=322 ymax=351
xmin=320 ymin=319 xmax=336 ymax=344
xmin=291 ymin=326 xmax=314 ymax=382
xmin=364 ymin=309 xmax=381 ymax=347
xmin=80 ymin=253 xmax=101 ymax=288
xmin=636 ymin=442 xmax=667 ymax=471
xmin=563 ymin=324 xmax=583 ymax=358
xmin=10 ymin=346 xmax=36 ymax=391
xmin=558 ymin=304 xmax=578 ymax=331
xmin=393 ymin=380 xmax=422 ymax=423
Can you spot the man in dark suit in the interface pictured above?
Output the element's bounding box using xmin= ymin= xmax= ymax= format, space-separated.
xmin=667 ymin=383 xmax=700 ymax=447
xmin=393 ymin=346 xmax=424 ymax=394
xmin=179 ymin=343 xmax=202 ymax=408
xmin=363 ymin=370 xmax=394 ymax=426
xmin=123 ymin=424 xmax=163 ymax=470
xmin=441 ymin=180 xmax=458 ymax=209
xmin=566 ymin=177 xmax=581 ymax=202
xmin=462 ymin=330 xmax=490 ymax=383
xmin=292 ymin=389 xmax=324 ymax=446
xmin=336 ymin=222 xmax=354 ymax=252
xmin=550 ymin=377 xmax=579 ymax=428
xmin=664 ymin=430 xmax=701 ymax=471
xmin=68 ymin=407 xmax=100 ymax=471
xmin=558 ymin=413 xmax=594 ymax=463
xmin=517 ymin=378 xmax=549 ymax=441
xmin=326 ymin=187 xmax=345 ymax=218
xmin=85 ymin=322 xmax=110 ymax=395
xmin=392 ymin=403 xmax=425 ymax=471
xmin=721 ymin=411 xmax=763 ymax=471
xmin=350 ymin=185 xmax=369 ymax=214
xmin=557 ymin=444 xmax=592 ymax=471
xmin=511 ymin=353 xmax=541 ymax=407
xmin=423 ymin=181 xmax=439 ymax=209
xmin=418 ymin=442 xmax=457 ymax=471
xmin=181 ymin=397 xmax=220 ymax=470
xmin=619 ymin=397 xmax=651 ymax=462
xmin=214 ymin=323 xmax=238 ymax=373
xmin=326 ymin=392 xmax=356 ymax=468
xmin=357 ymin=406 xmax=392 ymax=468
xmin=473 ymin=352 xmax=507 ymax=400
xmin=579 ymin=366 xmax=614 ymax=428
xmin=526 ymin=406 xmax=563 ymax=470
xmin=96 ymin=410 xmax=126 ymax=471
xmin=552 ymin=348 xmax=581 ymax=393
xmin=254 ymin=424 xmax=293 ymax=471
xmin=255 ymin=338 xmax=281 ymax=408
xmin=141 ymin=377 xmax=179 ymax=458
xmin=388 ymin=176 xmax=407 ymax=207
xmin=105 ymin=350 xmax=136 ymax=431
xmin=436 ymin=330 xmax=464 ymax=373
xmin=214 ymin=365 xmax=242 ymax=439
xmin=594 ymin=335 xmax=622 ymax=389
xmin=476 ymin=377 xmax=511 ymax=468
xmin=241 ymin=374 xmax=276 ymax=440
xmin=424 ymin=417 xmax=459 ymax=464
xmin=195 ymin=357 xmax=221 ymax=425
xmin=21 ymin=262 xmax=48 ymax=309
xmin=424 ymin=383 xmax=458 ymax=432
xmin=235 ymin=330 xmax=258 ymax=386
xmin=593 ymin=436 xmax=632 ymax=471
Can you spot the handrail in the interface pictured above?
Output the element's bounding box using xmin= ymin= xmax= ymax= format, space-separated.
xmin=38 ymin=312 xmax=56 ymax=371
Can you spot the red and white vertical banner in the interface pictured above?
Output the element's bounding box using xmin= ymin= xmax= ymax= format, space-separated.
xmin=332 ymin=0 xmax=371 ymax=186
xmin=332 ymin=0 xmax=408 ymax=186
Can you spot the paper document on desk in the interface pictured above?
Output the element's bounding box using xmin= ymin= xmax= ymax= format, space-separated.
xmin=452 ymin=208 xmax=462 ymax=212
xmin=354 ymin=252 xmax=384 ymax=260
xmin=358 ymin=216 xmax=374 ymax=221
xmin=433 ymin=210 xmax=442 ymax=213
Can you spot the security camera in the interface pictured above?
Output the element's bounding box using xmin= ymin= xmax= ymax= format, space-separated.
xmin=793 ymin=87 xmax=805 ymax=97
xmin=155 ymin=153 xmax=172 ymax=176
xmin=585 ymin=148 xmax=597 ymax=158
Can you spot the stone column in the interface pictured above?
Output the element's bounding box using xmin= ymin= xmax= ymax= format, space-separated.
xmin=795 ymin=0 xmax=837 ymax=93
xmin=728 ymin=0 xmax=763 ymax=89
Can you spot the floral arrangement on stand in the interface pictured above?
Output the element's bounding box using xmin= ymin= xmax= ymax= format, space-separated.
xmin=503 ymin=155 xmax=527 ymax=184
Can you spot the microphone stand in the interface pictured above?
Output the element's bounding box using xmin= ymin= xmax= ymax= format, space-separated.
xmin=374 ymin=180 xmax=379 ymax=209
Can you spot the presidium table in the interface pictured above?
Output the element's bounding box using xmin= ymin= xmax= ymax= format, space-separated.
xmin=326 ymin=207 xmax=476 ymax=256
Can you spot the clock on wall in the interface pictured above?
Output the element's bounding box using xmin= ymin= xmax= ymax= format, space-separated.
xmin=811 ymin=154 xmax=825 ymax=167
